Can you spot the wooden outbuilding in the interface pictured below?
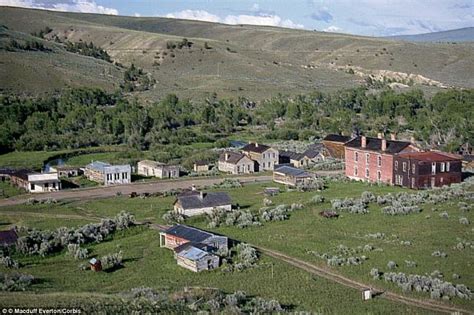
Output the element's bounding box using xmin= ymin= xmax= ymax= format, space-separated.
xmin=89 ymin=258 xmax=102 ymax=272
xmin=273 ymin=165 xmax=315 ymax=187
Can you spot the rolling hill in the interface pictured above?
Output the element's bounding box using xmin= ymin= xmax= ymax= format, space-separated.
xmin=388 ymin=27 xmax=474 ymax=43
xmin=1 ymin=6 xmax=473 ymax=101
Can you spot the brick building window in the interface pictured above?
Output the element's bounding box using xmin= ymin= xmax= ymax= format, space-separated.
xmin=431 ymin=163 xmax=436 ymax=175
xmin=366 ymin=153 xmax=370 ymax=165
xmin=354 ymin=167 xmax=358 ymax=176
xmin=354 ymin=151 xmax=358 ymax=162
xmin=365 ymin=168 xmax=369 ymax=178
xmin=412 ymin=164 xmax=415 ymax=174
xmin=377 ymin=171 xmax=381 ymax=181
xmin=441 ymin=162 xmax=445 ymax=172
xmin=395 ymin=161 xmax=398 ymax=171
xmin=377 ymin=155 xmax=382 ymax=167
xmin=402 ymin=162 xmax=407 ymax=172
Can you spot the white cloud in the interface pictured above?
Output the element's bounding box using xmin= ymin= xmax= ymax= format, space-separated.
xmin=133 ymin=12 xmax=141 ymax=17
xmin=165 ymin=9 xmax=220 ymax=23
xmin=164 ymin=9 xmax=304 ymax=29
xmin=323 ymin=25 xmax=342 ymax=32
xmin=0 ymin=0 xmax=118 ymax=15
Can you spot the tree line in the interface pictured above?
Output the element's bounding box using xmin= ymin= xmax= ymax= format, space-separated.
xmin=0 ymin=87 xmax=472 ymax=154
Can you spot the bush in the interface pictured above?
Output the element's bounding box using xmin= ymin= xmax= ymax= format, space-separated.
xmin=405 ymin=260 xmax=417 ymax=268
xmin=233 ymin=243 xmax=259 ymax=271
xmin=0 ymin=273 xmax=34 ymax=291
xmin=207 ymin=208 xmax=260 ymax=229
xmin=162 ymin=211 xmax=185 ymax=224
xmin=387 ymin=261 xmax=397 ymax=269
xmin=296 ymin=177 xmax=325 ymax=192
xmin=459 ymin=217 xmax=470 ymax=225
xmin=262 ymin=198 xmax=273 ymax=206
xmin=431 ymin=250 xmax=447 ymax=258
xmin=439 ymin=211 xmax=449 ymax=219
xmin=67 ymin=243 xmax=88 ymax=260
xmin=0 ymin=256 xmax=19 ymax=269
xmin=101 ymin=251 xmax=123 ymax=270
xmin=311 ymin=194 xmax=325 ymax=204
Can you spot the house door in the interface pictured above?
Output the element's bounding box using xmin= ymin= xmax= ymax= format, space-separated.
xmin=411 ymin=178 xmax=415 ymax=189
xmin=207 ymin=259 xmax=214 ymax=270
xmin=431 ymin=177 xmax=436 ymax=188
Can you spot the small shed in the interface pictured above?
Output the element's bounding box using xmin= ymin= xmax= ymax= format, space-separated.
xmin=89 ymin=258 xmax=102 ymax=272
xmin=174 ymin=243 xmax=219 ymax=272
xmin=193 ymin=160 xmax=210 ymax=173
xmin=273 ymin=165 xmax=315 ymax=187
xmin=362 ymin=288 xmax=372 ymax=300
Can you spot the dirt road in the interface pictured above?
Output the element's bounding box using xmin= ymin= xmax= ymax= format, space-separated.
xmin=257 ymin=246 xmax=471 ymax=314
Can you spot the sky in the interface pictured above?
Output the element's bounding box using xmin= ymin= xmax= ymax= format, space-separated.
xmin=1 ymin=0 xmax=473 ymax=36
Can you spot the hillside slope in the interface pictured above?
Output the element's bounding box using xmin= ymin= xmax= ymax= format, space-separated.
xmin=388 ymin=27 xmax=474 ymax=43
xmin=1 ymin=7 xmax=473 ymax=100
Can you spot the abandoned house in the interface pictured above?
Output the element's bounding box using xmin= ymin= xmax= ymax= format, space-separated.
xmin=49 ymin=165 xmax=82 ymax=178
xmin=273 ymin=165 xmax=315 ymax=186
xmin=193 ymin=160 xmax=210 ymax=173
xmin=279 ymin=150 xmax=311 ymax=168
xmin=173 ymin=190 xmax=232 ymax=216
xmin=10 ymin=170 xmax=61 ymax=193
xmin=84 ymin=161 xmax=131 ymax=186
xmin=344 ymin=134 xmax=420 ymax=184
xmin=322 ymin=134 xmax=352 ymax=159
xmin=393 ymin=151 xmax=462 ymax=189
xmin=159 ymin=224 xmax=227 ymax=272
xmin=218 ymin=151 xmax=254 ymax=174
xmin=241 ymin=142 xmax=279 ymax=171
xmin=137 ymin=160 xmax=180 ymax=179
xmin=303 ymin=144 xmax=325 ymax=164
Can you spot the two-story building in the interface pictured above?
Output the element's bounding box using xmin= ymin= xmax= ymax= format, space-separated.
xmin=241 ymin=142 xmax=279 ymax=171
xmin=393 ymin=151 xmax=462 ymax=189
xmin=84 ymin=161 xmax=131 ymax=186
xmin=344 ymin=135 xmax=419 ymax=184
xmin=218 ymin=151 xmax=254 ymax=174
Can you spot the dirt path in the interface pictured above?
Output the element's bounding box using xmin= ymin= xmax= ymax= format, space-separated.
xmin=0 ymin=171 xmax=343 ymax=207
xmin=256 ymin=246 xmax=471 ymax=315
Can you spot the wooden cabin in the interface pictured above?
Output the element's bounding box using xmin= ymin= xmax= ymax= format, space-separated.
xmin=89 ymin=258 xmax=102 ymax=272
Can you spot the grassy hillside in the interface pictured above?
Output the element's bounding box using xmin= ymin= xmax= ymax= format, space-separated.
xmin=388 ymin=27 xmax=474 ymax=43
xmin=1 ymin=6 xmax=473 ymax=100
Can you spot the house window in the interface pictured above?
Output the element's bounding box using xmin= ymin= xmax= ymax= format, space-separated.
xmin=441 ymin=162 xmax=445 ymax=172
xmin=44 ymin=183 xmax=49 ymax=188
xmin=365 ymin=168 xmax=369 ymax=178
xmin=402 ymin=162 xmax=407 ymax=172
xmin=377 ymin=171 xmax=381 ymax=181
xmin=446 ymin=162 xmax=450 ymax=172
xmin=30 ymin=183 xmax=35 ymax=190
xmin=354 ymin=151 xmax=358 ymax=162
xmin=366 ymin=153 xmax=370 ymax=165
xmin=122 ymin=172 xmax=128 ymax=179
xmin=431 ymin=163 xmax=436 ymax=175
xmin=237 ymin=166 xmax=241 ymax=173
xmin=395 ymin=161 xmax=398 ymax=171
xmin=52 ymin=182 xmax=56 ymax=188
xmin=273 ymin=153 xmax=275 ymax=158
xmin=412 ymin=164 xmax=415 ymax=174
xmin=354 ymin=167 xmax=358 ymax=176
xmin=247 ymin=165 xmax=250 ymax=171
xmin=377 ymin=155 xmax=382 ymax=167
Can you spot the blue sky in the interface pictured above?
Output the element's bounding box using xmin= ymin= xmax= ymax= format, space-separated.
xmin=1 ymin=0 xmax=473 ymax=36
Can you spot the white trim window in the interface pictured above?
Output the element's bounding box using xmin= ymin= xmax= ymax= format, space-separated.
xmin=402 ymin=162 xmax=407 ymax=172
xmin=365 ymin=168 xmax=369 ymax=178
xmin=377 ymin=155 xmax=382 ymax=167
xmin=441 ymin=162 xmax=445 ymax=172
xmin=354 ymin=166 xmax=358 ymax=176
xmin=431 ymin=162 xmax=436 ymax=175
xmin=395 ymin=161 xmax=398 ymax=171
xmin=377 ymin=170 xmax=381 ymax=181
xmin=446 ymin=162 xmax=450 ymax=172
xmin=354 ymin=151 xmax=359 ymax=162
xmin=366 ymin=153 xmax=370 ymax=165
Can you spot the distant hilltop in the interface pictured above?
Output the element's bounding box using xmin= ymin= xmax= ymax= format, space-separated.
xmin=387 ymin=27 xmax=474 ymax=43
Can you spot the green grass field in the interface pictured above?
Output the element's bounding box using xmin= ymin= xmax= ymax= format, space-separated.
xmin=0 ymin=180 xmax=472 ymax=312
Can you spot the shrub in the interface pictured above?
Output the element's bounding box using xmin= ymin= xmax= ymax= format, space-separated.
xmin=459 ymin=217 xmax=470 ymax=225
xmin=162 ymin=211 xmax=185 ymax=224
xmin=311 ymin=194 xmax=325 ymax=204
xmin=387 ymin=261 xmax=397 ymax=269
xmin=0 ymin=256 xmax=19 ymax=269
xmin=101 ymin=251 xmax=123 ymax=270
xmin=382 ymin=205 xmax=421 ymax=215
xmin=262 ymin=198 xmax=273 ymax=206
xmin=370 ymin=268 xmax=382 ymax=279
xmin=0 ymin=273 xmax=34 ymax=291
xmin=439 ymin=212 xmax=449 ymax=219
xmin=331 ymin=197 xmax=369 ymax=214
xmin=431 ymin=251 xmax=447 ymax=258
xmin=233 ymin=243 xmax=258 ymax=271
xmin=67 ymin=243 xmax=88 ymax=260
xmin=405 ymin=260 xmax=417 ymax=267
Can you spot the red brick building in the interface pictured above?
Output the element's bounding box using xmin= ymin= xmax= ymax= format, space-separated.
xmin=393 ymin=151 xmax=462 ymax=189
xmin=344 ymin=135 xmax=419 ymax=184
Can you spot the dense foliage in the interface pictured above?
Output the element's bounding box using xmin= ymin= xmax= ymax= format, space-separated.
xmin=1 ymin=87 xmax=472 ymax=153
xmin=64 ymin=41 xmax=112 ymax=62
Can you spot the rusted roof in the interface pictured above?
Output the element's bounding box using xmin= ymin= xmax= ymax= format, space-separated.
xmin=398 ymin=151 xmax=463 ymax=162
xmin=345 ymin=136 xmax=412 ymax=154
xmin=219 ymin=151 xmax=247 ymax=164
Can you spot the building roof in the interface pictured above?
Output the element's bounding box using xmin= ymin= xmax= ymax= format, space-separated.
xmin=164 ymin=224 xmax=214 ymax=243
xmin=177 ymin=191 xmax=232 ymax=210
xmin=86 ymin=161 xmax=111 ymax=172
xmin=194 ymin=160 xmax=209 ymax=166
xmin=89 ymin=258 xmax=100 ymax=265
xmin=241 ymin=142 xmax=272 ymax=154
xmin=323 ymin=134 xmax=352 ymax=143
xmin=173 ymin=242 xmax=211 ymax=254
xmin=274 ymin=165 xmax=313 ymax=177
xmin=219 ymin=151 xmax=248 ymax=164
xmin=0 ymin=168 xmax=17 ymax=175
xmin=230 ymin=140 xmax=248 ymax=148
xmin=345 ymin=136 xmax=412 ymax=154
xmin=176 ymin=245 xmax=211 ymax=261
xmin=11 ymin=169 xmax=35 ymax=181
xmin=398 ymin=151 xmax=463 ymax=162
xmin=0 ymin=229 xmax=18 ymax=246
xmin=51 ymin=165 xmax=80 ymax=171
xmin=463 ymin=155 xmax=474 ymax=162
xmin=303 ymin=148 xmax=323 ymax=159
xmin=280 ymin=150 xmax=305 ymax=161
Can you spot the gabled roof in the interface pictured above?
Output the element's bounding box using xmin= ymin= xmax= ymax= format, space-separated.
xmin=280 ymin=150 xmax=305 ymax=161
xmin=303 ymin=148 xmax=323 ymax=159
xmin=241 ymin=143 xmax=272 ymax=154
xmin=11 ymin=169 xmax=36 ymax=181
xmin=164 ymin=224 xmax=213 ymax=243
xmin=345 ymin=136 xmax=412 ymax=154
xmin=0 ymin=229 xmax=18 ymax=246
xmin=176 ymin=245 xmax=211 ymax=261
xmin=274 ymin=165 xmax=313 ymax=177
xmin=177 ymin=192 xmax=232 ymax=210
xmin=398 ymin=151 xmax=463 ymax=162
xmin=194 ymin=160 xmax=209 ymax=166
xmin=323 ymin=134 xmax=351 ymax=143
xmin=173 ymin=242 xmax=211 ymax=254
xmin=219 ymin=151 xmax=248 ymax=164
xmin=86 ymin=161 xmax=110 ymax=172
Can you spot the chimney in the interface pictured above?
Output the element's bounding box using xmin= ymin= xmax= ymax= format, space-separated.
xmin=255 ymin=143 xmax=259 ymax=148
xmin=377 ymin=132 xmax=383 ymax=139
xmin=191 ymin=185 xmax=196 ymax=191
xmin=361 ymin=136 xmax=367 ymax=148
xmin=199 ymin=191 xmax=205 ymax=199
xmin=381 ymin=139 xmax=387 ymax=151
xmin=410 ymin=136 xmax=416 ymax=144
xmin=390 ymin=133 xmax=396 ymax=141
xmin=225 ymin=153 xmax=229 ymax=161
